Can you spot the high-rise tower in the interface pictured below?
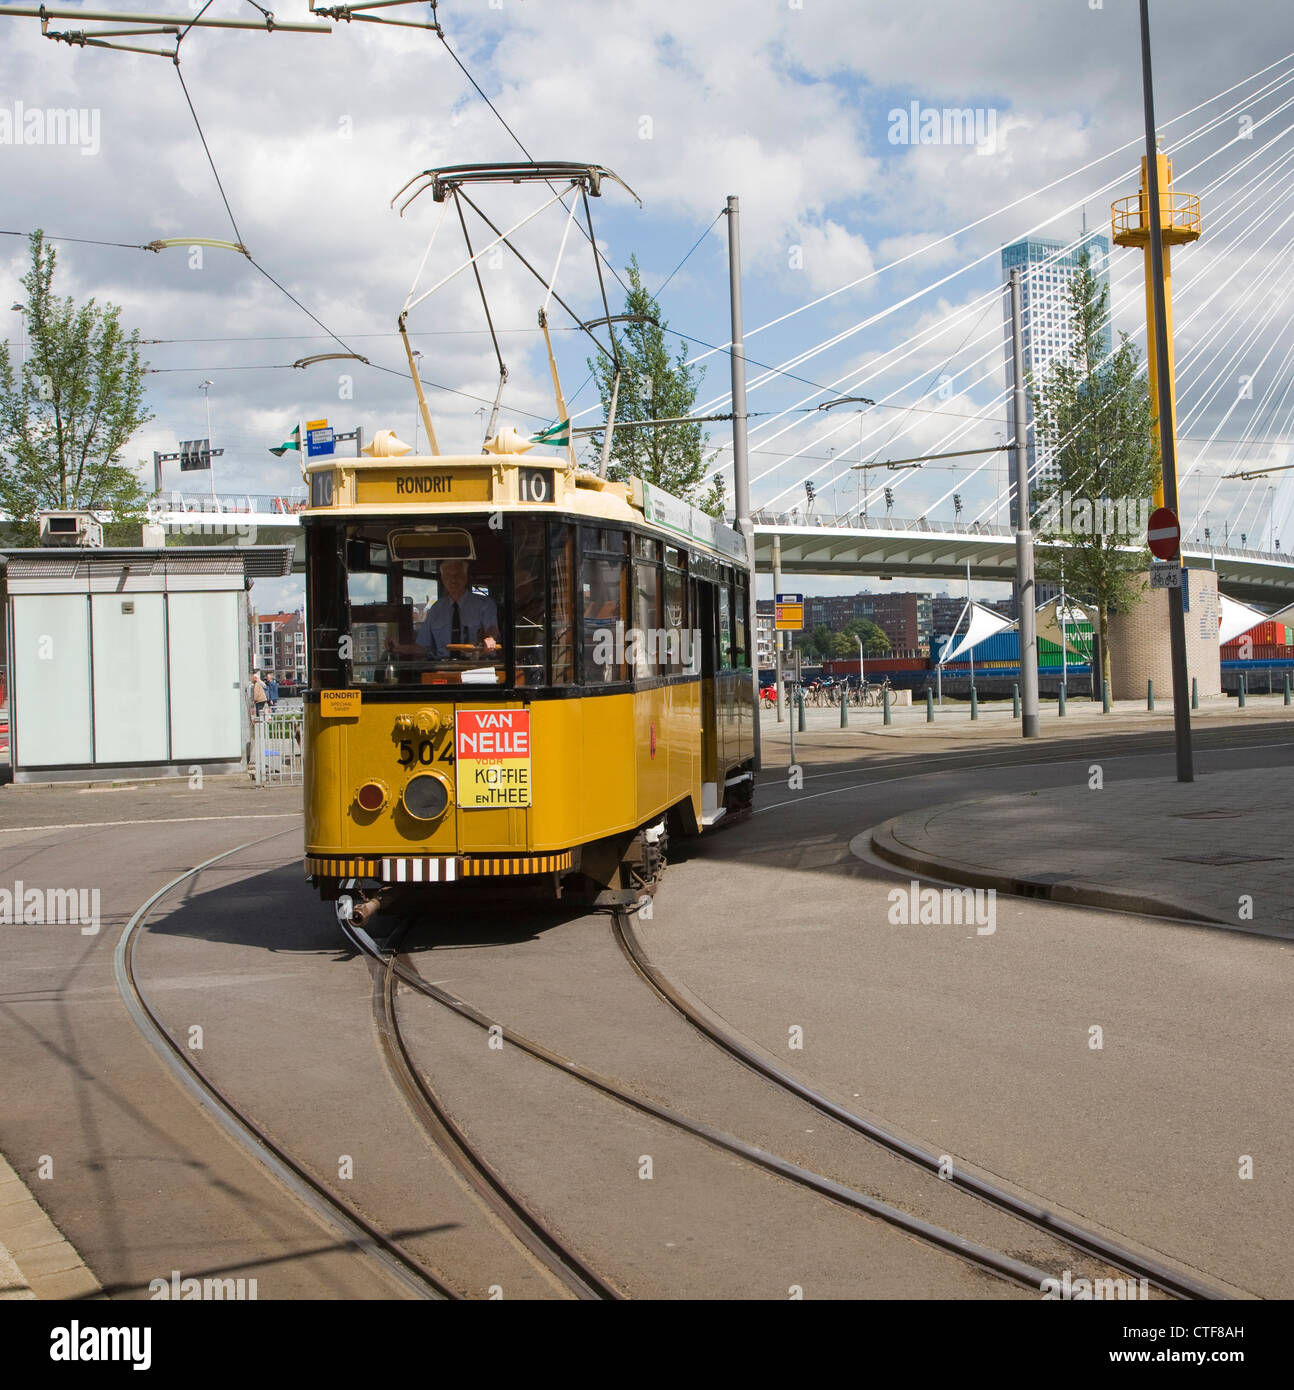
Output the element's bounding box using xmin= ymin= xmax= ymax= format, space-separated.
xmin=1001 ymin=232 xmax=1112 ymax=523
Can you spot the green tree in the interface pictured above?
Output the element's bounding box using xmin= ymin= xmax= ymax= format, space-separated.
xmin=587 ymin=255 xmax=725 ymax=516
xmin=1030 ymin=251 xmax=1160 ymax=693
xmin=800 ymin=623 xmax=833 ymax=659
xmin=842 ymin=616 xmax=891 ymax=656
xmin=0 ymin=231 xmax=151 ymax=543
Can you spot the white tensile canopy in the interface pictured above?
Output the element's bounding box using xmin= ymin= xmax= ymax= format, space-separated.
xmin=938 ymin=601 xmax=1015 ymax=665
xmin=1218 ymin=593 xmax=1273 ymax=645
xmin=1034 ymin=595 xmax=1091 ymax=657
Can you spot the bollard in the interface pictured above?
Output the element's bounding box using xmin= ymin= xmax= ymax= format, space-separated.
xmin=840 ymin=683 xmax=848 ymax=728
xmin=1238 ymin=674 xmax=1246 ymax=708
xmin=1012 ymin=682 xmax=1020 ymax=718
xmin=1102 ymin=680 xmax=1110 ymax=714
xmin=883 ymin=686 xmax=892 ymax=726
xmin=970 ymin=687 xmax=979 ymax=720
xmin=1147 ymin=678 xmax=1154 ymax=712
xmin=1058 ymin=684 xmax=1067 ymax=717
xmin=797 ymin=689 xmax=807 ymax=732
xmin=1192 ymin=676 xmax=1199 ymax=710
xmin=926 ymin=687 xmax=934 ymax=723
xmin=1285 ymin=674 xmax=1291 ymax=706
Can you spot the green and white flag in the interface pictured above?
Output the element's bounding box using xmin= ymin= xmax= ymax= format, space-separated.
xmin=269 ymin=426 xmax=300 ymax=457
xmin=529 ymin=419 xmax=570 ymax=448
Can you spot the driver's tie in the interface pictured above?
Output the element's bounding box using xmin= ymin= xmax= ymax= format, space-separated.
xmin=451 ymin=601 xmax=463 ymax=645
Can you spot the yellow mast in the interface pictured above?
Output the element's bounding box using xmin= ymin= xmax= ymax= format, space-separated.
xmin=1111 ymin=147 xmax=1201 ymax=509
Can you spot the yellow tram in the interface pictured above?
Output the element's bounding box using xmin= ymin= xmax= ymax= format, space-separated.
xmin=302 ymin=431 xmax=755 ymax=920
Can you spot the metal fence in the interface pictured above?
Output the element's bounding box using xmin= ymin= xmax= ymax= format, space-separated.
xmin=251 ymin=711 xmax=304 ymax=785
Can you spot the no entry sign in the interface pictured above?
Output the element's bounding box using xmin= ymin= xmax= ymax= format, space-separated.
xmin=1147 ymin=507 xmax=1180 ymax=561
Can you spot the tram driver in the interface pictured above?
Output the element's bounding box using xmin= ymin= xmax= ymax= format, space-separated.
xmin=391 ymin=558 xmax=502 ymax=660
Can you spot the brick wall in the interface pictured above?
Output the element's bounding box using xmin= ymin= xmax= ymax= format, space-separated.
xmin=1107 ymin=568 xmax=1221 ymax=700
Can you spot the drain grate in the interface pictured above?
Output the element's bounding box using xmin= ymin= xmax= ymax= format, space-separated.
xmin=1173 ymin=810 xmax=1246 ymax=820
xmin=1165 ymin=852 xmax=1283 ymax=866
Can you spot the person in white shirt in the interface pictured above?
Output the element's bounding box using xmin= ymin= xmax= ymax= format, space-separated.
xmin=394 ymin=559 xmax=500 ymax=659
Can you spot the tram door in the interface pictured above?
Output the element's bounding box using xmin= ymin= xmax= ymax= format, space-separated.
xmin=695 ymin=579 xmax=718 ymax=794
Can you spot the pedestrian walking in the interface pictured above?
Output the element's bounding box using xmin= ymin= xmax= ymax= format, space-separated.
xmin=251 ymin=673 xmax=268 ymax=722
xmin=266 ymin=671 xmax=279 ymax=713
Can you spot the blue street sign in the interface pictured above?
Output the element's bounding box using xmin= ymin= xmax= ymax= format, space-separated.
xmin=306 ymin=421 xmax=335 ymax=458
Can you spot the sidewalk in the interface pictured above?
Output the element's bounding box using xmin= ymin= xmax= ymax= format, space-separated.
xmin=870 ymin=766 xmax=1294 ymax=938
xmin=762 ymin=691 xmax=1292 ymax=738
xmin=0 ymin=1154 xmax=100 ymax=1300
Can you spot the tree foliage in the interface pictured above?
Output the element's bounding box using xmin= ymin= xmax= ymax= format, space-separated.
xmin=1030 ymin=251 xmax=1160 ymax=690
xmin=0 ymin=231 xmax=151 ymax=543
xmin=799 ymin=616 xmax=890 ymax=659
xmin=587 ymin=255 xmax=725 ymax=516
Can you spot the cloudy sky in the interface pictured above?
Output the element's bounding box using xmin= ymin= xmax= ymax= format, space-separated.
xmin=3 ymin=0 xmax=1293 ymax=606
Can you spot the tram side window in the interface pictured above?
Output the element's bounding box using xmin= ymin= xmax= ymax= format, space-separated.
xmin=733 ymin=574 xmax=748 ymax=669
xmin=582 ymin=529 xmax=628 ymax=684
xmin=663 ymin=549 xmax=689 ymax=675
xmin=717 ymin=572 xmax=733 ymax=669
xmin=306 ymin=523 xmax=345 ymax=689
xmin=549 ymin=521 xmax=576 ymax=685
xmin=512 ymin=518 xmax=547 ymax=687
xmin=632 ymin=539 xmax=662 ymax=679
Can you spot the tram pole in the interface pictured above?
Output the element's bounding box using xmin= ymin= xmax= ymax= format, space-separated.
xmin=1009 ymin=268 xmax=1040 ymax=738
xmin=727 ymin=193 xmax=761 ymax=769
xmin=773 ymin=532 xmax=785 ymax=722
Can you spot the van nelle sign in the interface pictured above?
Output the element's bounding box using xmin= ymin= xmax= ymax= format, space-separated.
xmin=455 ymin=710 xmax=532 ymax=808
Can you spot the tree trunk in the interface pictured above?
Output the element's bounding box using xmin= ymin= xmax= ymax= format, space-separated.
xmin=1099 ymin=601 xmax=1112 ymax=701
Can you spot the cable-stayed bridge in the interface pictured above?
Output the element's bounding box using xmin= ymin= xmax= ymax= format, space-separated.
xmin=130 ymin=493 xmax=1294 ymax=606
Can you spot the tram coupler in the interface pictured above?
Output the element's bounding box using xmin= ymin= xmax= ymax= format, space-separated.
xmin=335 ymin=885 xmax=392 ymax=930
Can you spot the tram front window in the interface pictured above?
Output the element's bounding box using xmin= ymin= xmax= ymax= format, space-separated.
xmin=345 ymin=522 xmax=506 ymax=686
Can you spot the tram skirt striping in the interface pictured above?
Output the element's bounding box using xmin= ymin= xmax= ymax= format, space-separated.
xmin=307 ymin=852 xmax=573 ymax=881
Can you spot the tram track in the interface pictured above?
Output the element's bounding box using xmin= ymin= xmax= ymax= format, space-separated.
xmin=113 ymin=834 xmax=459 ymax=1303
xmin=348 ymin=917 xmax=622 ymax=1301
xmin=612 ymin=910 xmax=1229 ymax=1301
xmin=357 ymin=918 xmax=1196 ymax=1299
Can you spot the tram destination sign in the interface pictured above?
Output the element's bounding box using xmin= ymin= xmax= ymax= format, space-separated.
xmin=455 ymin=709 xmax=532 ymax=809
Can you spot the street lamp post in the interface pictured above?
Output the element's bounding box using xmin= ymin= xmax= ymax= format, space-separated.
xmin=9 ymin=303 xmax=24 ymax=368
xmin=198 ymin=379 xmax=216 ymax=499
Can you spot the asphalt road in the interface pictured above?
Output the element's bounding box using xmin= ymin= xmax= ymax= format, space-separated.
xmin=0 ymin=725 xmax=1289 ymax=1298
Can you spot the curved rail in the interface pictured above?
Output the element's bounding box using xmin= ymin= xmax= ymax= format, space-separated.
xmin=114 ymin=836 xmax=457 ymax=1301
xmin=377 ymin=933 xmax=1099 ymax=1295
xmin=612 ymin=910 xmax=1230 ymax=1302
xmin=343 ymin=917 xmax=623 ymax=1300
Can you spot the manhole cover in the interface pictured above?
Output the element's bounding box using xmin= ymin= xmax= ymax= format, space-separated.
xmin=1173 ymin=810 xmax=1246 ymax=820
xmin=1165 ymin=853 xmax=1283 ymax=866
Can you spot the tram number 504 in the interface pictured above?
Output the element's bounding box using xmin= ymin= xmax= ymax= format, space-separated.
xmin=518 ymin=468 xmax=551 ymax=504
xmin=398 ymin=740 xmax=454 ymax=767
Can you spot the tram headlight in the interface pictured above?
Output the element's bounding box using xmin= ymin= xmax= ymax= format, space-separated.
xmin=403 ymin=772 xmax=452 ymax=821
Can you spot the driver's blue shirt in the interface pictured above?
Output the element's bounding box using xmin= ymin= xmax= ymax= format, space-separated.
xmin=414 ymin=590 xmax=499 ymax=655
